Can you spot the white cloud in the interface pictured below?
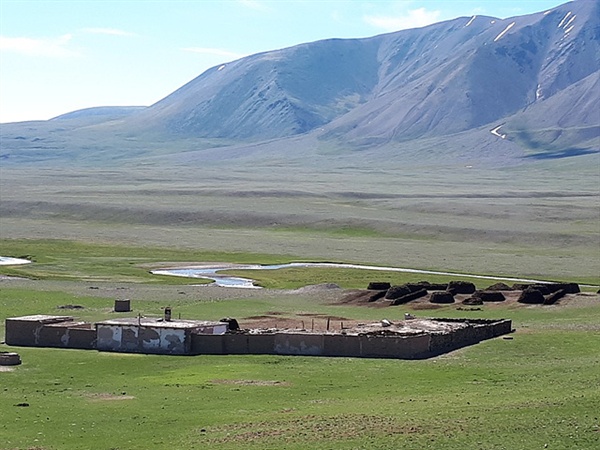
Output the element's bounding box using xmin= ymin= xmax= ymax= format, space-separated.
xmin=365 ymin=7 xmax=442 ymax=31
xmin=0 ymin=34 xmax=78 ymax=58
xmin=182 ymin=47 xmax=246 ymax=59
xmin=82 ymin=27 xmax=137 ymax=37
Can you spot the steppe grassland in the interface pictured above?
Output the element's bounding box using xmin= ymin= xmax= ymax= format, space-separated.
xmin=1 ymin=161 xmax=598 ymax=283
xmin=1 ymin=278 xmax=599 ymax=450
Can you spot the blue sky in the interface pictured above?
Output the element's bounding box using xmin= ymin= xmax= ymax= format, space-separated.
xmin=0 ymin=0 xmax=569 ymax=123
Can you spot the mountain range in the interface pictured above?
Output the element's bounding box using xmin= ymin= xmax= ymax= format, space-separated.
xmin=1 ymin=0 xmax=598 ymax=168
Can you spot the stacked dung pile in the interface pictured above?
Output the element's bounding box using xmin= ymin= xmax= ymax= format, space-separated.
xmin=338 ymin=279 xmax=581 ymax=308
xmin=462 ymin=290 xmax=506 ymax=305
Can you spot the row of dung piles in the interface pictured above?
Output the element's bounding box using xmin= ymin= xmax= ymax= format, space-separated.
xmin=360 ymin=279 xmax=581 ymax=307
xmin=386 ymin=280 xmax=478 ymax=306
xmin=512 ymin=282 xmax=580 ymax=295
xmin=384 ymin=283 xmax=430 ymax=305
xmin=430 ymin=283 xmax=507 ymax=306
xmin=365 ymin=280 xmax=474 ymax=306
xmin=516 ymin=282 xmax=579 ymax=305
xmin=367 ymin=281 xmax=468 ymax=306
xmin=462 ymin=290 xmax=507 ymax=306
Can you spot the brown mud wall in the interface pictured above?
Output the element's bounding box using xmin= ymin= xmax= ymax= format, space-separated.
xmin=7 ymin=317 xmax=512 ymax=359
xmin=5 ymin=319 xmax=95 ymax=350
xmin=190 ymin=320 xmax=511 ymax=359
xmin=428 ymin=319 xmax=512 ymax=356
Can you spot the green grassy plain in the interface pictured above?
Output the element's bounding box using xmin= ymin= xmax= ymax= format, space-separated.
xmin=2 ymin=238 xmax=598 ymax=288
xmin=1 ymin=158 xmax=599 ymax=449
xmin=1 ymin=275 xmax=600 ymax=450
xmin=1 ymin=239 xmax=599 ymax=450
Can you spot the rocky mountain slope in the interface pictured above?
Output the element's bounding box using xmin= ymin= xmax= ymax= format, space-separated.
xmin=132 ymin=0 xmax=599 ymax=144
xmin=1 ymin=0 xmax=598 ymax=166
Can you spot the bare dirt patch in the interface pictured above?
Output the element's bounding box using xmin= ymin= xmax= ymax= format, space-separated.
xmin=558 ymin=293 xmax=600 ymax=308
xmin=290 ymin=283 xmax=341 ymax=294
xmin=244 ymin=315 xmax=278 ymax=320
xmin=410 ymin=303 xmax=444 ymax=310
xmin=85 ymin=392 xmax=135 ymax=401
xmin=296 ymin=313 xmax=347 ymax=320
xmin=241 ymin=314 xmax=358 ymax=331
xmin=211 ymin=379 xmax=290 ymax=387
xmin=201 ymin=413 xmax=422 ymax=444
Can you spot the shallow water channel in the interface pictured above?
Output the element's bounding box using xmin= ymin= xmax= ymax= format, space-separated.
xmin=0 ymin=257 xmax=31 ymax=266
xmin=151 ymin=262 xmax=550 ymax=289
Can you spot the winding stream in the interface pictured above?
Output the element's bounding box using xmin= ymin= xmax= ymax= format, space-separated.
xmin=151 ymin=262 xmax=554 ymax=289
xmin=0 ymin=257 xmax=32 ymax=266
xmin=0 ymin=256 xmax=591 ymax=289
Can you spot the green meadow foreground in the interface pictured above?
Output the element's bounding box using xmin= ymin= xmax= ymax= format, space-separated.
xmin=1 ymin=241 xmax=599 ymax=450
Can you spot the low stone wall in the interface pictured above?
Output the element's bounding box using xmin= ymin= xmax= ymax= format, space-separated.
xmin=192 ymin=332 xmax=434 ymax=359
xmin=5 ymin=316 xmax=96 ymax=350
xmin=356 ymin=334 xmax=431 ymax=359
xmin=40 ymin=324 xmax=96 ymax=350
xmin=428 ymin=319 xmax=512 ymax=356
xmin=190 ymin=319 xmax=511 ymax=359
xmin=7 ymin=315 xmax=512 ymax=359
xmin=193 ymin=332 xmax=429 ymax=358
xmin=96 ymin=323 xmax=191 ymax=355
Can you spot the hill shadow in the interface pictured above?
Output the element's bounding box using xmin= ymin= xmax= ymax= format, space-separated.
xmin=523 ymin=148 xmax=600 ymax=160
